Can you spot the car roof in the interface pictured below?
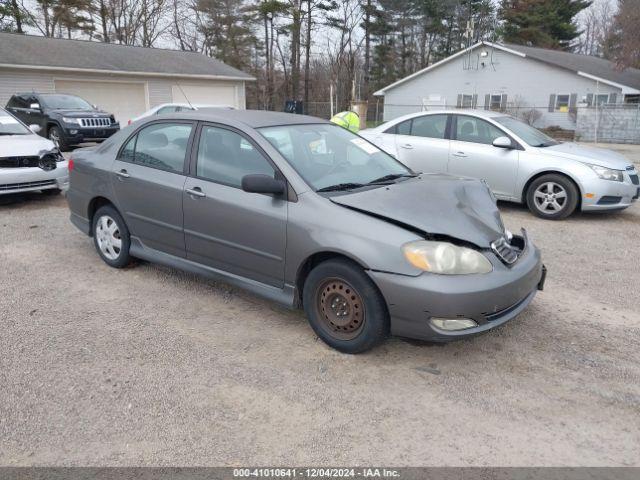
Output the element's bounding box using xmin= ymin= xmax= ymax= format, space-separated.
xmin=379 ymin=109 xmax=508 ymax=126
xmin=169 ymin=109 xmax=329 ymax=128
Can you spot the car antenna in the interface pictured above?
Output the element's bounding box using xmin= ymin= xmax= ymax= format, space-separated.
xmin=176 ymin=83 xmax=193 ymax=109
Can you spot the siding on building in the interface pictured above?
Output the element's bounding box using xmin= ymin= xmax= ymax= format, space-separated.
xmin=379 ymin=47 xmax=620 ymax=129
xmin=0 ymin=68 xmax=246 ymax=112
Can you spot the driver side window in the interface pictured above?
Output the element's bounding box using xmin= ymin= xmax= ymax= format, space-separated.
xmin=196 ymin=125 xmax=275 ymax=188
xmin=455 ymin=116 xmax=505 ymax=145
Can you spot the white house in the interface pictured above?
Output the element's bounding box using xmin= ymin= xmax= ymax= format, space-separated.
xmin=374 ymin=42 xmax=640 ymax=129
xmin=0 ymin=33 xmax=254 ymax=124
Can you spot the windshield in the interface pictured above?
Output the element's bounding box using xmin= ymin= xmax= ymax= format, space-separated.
xmin=494 ymin=116 xmax=558 ymax=147
xmin=258 ymin=123 xmax=412 ymax=191
xmin=0 ymin=109 xmax=31 ymax=135
xmin=40 ymin=94 xmax=93 ymax=110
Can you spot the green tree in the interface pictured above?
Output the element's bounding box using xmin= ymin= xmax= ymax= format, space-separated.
xmin=499 ymin=0 xmax=591 ymax=50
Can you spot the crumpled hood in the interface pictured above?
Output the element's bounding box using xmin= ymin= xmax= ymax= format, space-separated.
xmin=330 ymin=174 xmax=506 ymax=248
xmin=0 ymin=134 xmax=56 ymax=157
xmin=542 ymin=142 xmax=633 ymax=170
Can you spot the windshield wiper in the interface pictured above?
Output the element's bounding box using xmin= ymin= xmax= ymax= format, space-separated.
xmin=316 ymin=182 xmax=365 ymax=192
xmin=366 ymin=173 xmax=419 ymax=185
xmin=0 ymin=132 xmax=26 ymax=136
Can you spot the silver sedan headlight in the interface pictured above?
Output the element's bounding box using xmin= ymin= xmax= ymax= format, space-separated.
xmin=62 ymin=117 xmax=80 ymax=125
xmin=402 ymin=240 xmax=493 ymax=275
xmin=588 ymin=164 xmax=623 ymax=182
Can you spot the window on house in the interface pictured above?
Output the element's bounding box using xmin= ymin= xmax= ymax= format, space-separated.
xmin=489 ymin=94 xmax=503 ymax=111
xmin=555 ymin=94 xmax=570 ymax=112
xmin=624 ymin=94 xmax=640 ymax=104
xmin=461 ymin=94 xmax=474 ymax=108
xmin=595 ymin=94 xmax=610 ymax=106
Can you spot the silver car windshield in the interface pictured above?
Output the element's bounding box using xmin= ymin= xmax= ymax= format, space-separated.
xmin=258 ymin=123 xmax=412 ymax=191
xmin=0 ymin=110 xmax=30 ymax=135
xmin=494 ymin=116 xmax=558 ymax=147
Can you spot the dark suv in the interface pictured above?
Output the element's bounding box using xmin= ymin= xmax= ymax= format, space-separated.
xmin=6 ymin=93 xmax=120 ymax=151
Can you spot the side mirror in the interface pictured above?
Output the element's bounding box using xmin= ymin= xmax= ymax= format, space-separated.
xmin=492 ymin=136 xmax=513 ymax=149
xmin=92 ymin=104 xmax=98 ymax=110
xmin=29 ymin=103 xmax=41 ymax=111
xmin=241 ymin=174 xmax=286 ymax=195
xmin=29 ymin=124 xmax=41 ymax=133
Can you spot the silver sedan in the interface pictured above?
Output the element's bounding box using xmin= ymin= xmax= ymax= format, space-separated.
xmin=360 ymin=109 xmax=639 ymax=219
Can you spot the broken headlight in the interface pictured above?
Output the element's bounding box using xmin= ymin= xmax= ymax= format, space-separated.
xmin=402 ymin=240 xmax=493 ymax=275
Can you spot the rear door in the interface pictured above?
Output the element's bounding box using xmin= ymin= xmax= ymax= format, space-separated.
xmin=392 ymin=114 xmax=451 ymax=173
xmin=111 ymin=121 xmax=195 ymax=257
xmin=447 ymin=115 xmax=519 ymax=199
xmin=182 ymin=123 xmax=287 ymax=287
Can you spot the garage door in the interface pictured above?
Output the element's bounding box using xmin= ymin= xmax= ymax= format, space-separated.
xmin=171 ymin=84 xmax=237 ymax=108
xmin=54 ymin=80 xmax=147 ymax=125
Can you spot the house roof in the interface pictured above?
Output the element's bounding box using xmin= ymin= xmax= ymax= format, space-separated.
xmin=375 ymin=41 xmax=640 ymax=95
xmin=502 ymin=43 xmax=640 ymax=91
xmin=0 ymin=33 xmax=254 ymax=81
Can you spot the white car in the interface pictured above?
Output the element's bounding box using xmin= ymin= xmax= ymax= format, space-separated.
xmin=0 ymin=107 xmax=68 ymax=196
xmin=128 ymin=103 xmax=234 ymax=125
xmin=360 ymin=109 xmax=639 ymax=219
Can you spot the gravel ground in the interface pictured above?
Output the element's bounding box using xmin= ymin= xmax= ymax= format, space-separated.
xmin=1 ymin=191 xmax=639 ymax=467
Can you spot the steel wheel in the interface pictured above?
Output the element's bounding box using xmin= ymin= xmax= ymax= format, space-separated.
xmin=95 ymin=215 xmax=122 ymax=261
xmin=315 ymin=277 xmax=365 ymax=341
xmin=533 ymin=181 xmax=568 ymax=214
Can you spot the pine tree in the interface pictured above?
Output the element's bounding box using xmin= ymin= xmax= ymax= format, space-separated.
xmin=499 ymin=0 xmax=591 ymax=51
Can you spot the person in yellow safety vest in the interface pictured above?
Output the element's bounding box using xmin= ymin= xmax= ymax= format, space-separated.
xmin=330 ymin=110 xmax=360 ymax=133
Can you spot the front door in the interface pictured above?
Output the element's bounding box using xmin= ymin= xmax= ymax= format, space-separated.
xmin=183 ymin=124 xmax=287 ymax=288
xmin=447 ymin=115 xmax=519 ymax=199
xmin=111 ymin=121 xmax=195 ymax=257
xmin=392 ymin=114 xmax=451 ymax=173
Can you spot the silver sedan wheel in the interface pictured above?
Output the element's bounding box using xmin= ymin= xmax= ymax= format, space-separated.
xmin=95 ymin=215 xmax=122 ymax=260
xmin=533 ymin=182 xmax=568 ymax=214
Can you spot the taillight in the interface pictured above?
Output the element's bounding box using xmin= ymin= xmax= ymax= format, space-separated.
xmin=68 ymin=158 xmax=74 ymax=171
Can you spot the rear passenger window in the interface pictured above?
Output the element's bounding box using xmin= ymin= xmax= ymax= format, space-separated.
xmin=119 ymin=122 xmax=192 ymax=173
xmin=410 ymin=114 xmax=447 ymax=139
xmin=196 ymin=125 xmax=275 ymax=188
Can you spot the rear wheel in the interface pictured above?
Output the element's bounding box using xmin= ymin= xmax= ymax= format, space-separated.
xmin=92 ymin=205 xmax=131 ymax=268
xmin=526 ymin=174 xmax=579 ymax=220
xmin=303 ymin=259 xmax=389 ymax=353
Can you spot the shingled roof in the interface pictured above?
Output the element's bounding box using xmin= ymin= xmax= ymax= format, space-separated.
xmin=0 ymin=32 xmax=254 ymax=80
xmin=375 ymin=41 xmax=640 ymax=95
xmin=502 ymin=43 xmax=640 ymax=91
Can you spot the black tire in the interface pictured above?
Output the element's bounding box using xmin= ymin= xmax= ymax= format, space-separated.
xmin=303 ymin=258 xmax=389 ymax=354
xmin=48 ymin=125 xmax=70 ymax=152
xmin=92 ymin=205 xmax=131 ymax=268
xmin=41 ymin=188 xmax=62 ymax=196
xmin=526 ymin=173 xmax=579 ymax=220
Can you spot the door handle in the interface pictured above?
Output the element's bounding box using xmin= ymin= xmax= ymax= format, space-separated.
xmin=186 ymin=187 xmax=206 ymax=198
xmin=452 ymin=151 xmax=467 ymax=157
xmin=400 ymin=143 xmax=413 ymax=149
xmin=115 ymin=169 xmax=130 ymax=178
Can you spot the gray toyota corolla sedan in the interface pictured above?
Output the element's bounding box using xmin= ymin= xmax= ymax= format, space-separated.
xmin=67 ymin=110 xmax=546 ymax=353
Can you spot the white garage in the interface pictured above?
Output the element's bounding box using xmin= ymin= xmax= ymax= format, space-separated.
xmin=171 ymin=83 xmax=238 ymax=107
xmin=0 ymin=33 xmax=253 ymax=124
xmin=54 ymin=80 xmax=148 ymax=124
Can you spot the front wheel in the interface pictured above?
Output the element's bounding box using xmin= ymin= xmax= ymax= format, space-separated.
xmin=92 ymin=205 xmax=131 ymax=268
xmin=48 ymin=126 xmax=70 ymax=152
xmin=526 ymin=174 xmax=579 ymax=220
xmin=303 ymin=259 xmax=389 ymax=353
